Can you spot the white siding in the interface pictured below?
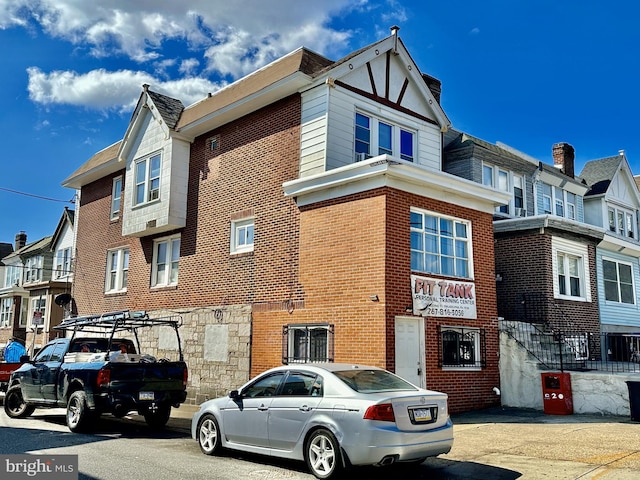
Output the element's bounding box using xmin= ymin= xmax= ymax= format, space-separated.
xmin=300 ymin=87 xmax=328 ymax=177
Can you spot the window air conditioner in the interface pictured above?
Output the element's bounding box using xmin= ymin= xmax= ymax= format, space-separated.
xmin=355 ymin=152 xmax=371 ymax=162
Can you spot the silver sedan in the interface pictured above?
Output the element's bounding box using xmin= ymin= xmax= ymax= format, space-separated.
xmin=191 ymin=363 xmax=453 ymax=479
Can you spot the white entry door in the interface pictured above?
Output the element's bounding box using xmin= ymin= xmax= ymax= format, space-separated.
xmin=394 ymin=316 xmax=425 ymax=387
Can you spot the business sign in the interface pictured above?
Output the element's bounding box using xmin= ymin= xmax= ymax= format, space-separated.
xmin=411 ymin=274 xmax=477 ymax=319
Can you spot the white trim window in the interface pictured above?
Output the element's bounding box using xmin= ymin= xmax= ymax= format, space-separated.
xmin=30 ymin=297 xmax=46 ymax=327
xmin=135 ymin=153 xmax=161 ymax=205
xmin=355 ymin=112 xmax=415 ymax=162
xmin=231 ymin=218 xmax=254 ymax=254
xmin=553 ymin=238 xmax=590 ymax=301
xmin=0 ymin=298 xmax=13 ymax=328
xmin=603 ymin=258 xmax=635 ymax=304
xmin=566 ymin=192 xmax=576 ymax=220
xmin=542 ymin=183 xmax=553 ymax=214
xmin=55 ymin=247 xmax=73 ymax=279
xmin=4 ymin=264 xmax=21 ymax=287
xmin=410 ymin=209 xmax=472 ymax=279
xmin=152 ymin=235 xmax=180 ymax=287
xmin=111 ymin=176 xmax=123 ymax=219
xmin=24 ymin=256 xmax=43 ymax=284
xmin=483 ymin=164 xmax=525 ymax=216
xmin=608 ymin=206 xmax=636 ymax=239
xmin=106 ymin=247 xmax=129 ymax=293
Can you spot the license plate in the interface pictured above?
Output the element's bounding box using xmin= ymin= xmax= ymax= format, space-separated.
xmin=411 ymin=407 xmax=432 ymax=422
xmin=139 ymin=392 xmax=154 ymax=401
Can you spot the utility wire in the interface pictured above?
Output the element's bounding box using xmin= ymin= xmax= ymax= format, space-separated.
xmin=0 ymin=186 xmax=75 ymax=203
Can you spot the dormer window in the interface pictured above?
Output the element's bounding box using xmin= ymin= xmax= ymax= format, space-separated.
xmin=608 ymin=207 xmax=636 ymax=239
xmin=135 ymin=153 xmax=161 ymax=205
xmin=355 ymin=112 xmax=414 ymax=162
xmin=25 ymin=256 xmax=43 ymax=283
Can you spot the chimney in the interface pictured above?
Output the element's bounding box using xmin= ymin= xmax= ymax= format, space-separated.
xmin=15 ymin=231 xmax=27 ymax=250
xmin=552 ymin=142 xmax=575 ymax=178
xmin=422 ymin=73 xmax=442 ymax=104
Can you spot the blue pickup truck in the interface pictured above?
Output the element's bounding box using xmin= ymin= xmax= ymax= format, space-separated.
xmin=3 ymin=311 xmax=188 ymax=432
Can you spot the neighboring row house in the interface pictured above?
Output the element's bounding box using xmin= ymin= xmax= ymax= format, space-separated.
xmin=62 ymin=28 xmax=510 ymax=412
xmin=0 ymin=209 xmax=75 ymax=355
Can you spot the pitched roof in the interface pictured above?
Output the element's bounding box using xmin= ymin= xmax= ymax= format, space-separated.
xmin=580 ymin=155 xmax=623 ymax=195
xmin=176 ymin=47 xmax=333 ymax=130
xmin=62 ymin=141 xmax=121 ymax=188
xmin=0 ymin=242 xmax=13 ymax=265
xmin=444 ymin=129 xmax=537 ymax=166
xmin=146 ymin=88 xmax=184 ymax=129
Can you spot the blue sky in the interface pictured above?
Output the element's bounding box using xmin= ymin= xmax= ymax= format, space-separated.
xmin=1 ymin=0 xmax=638 ymax=244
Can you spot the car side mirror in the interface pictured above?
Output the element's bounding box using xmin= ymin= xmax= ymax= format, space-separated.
xmin=229 ymin=389 xmax=241 ymax=400
xmin=19 ymin=355 xmax=30 ymax=363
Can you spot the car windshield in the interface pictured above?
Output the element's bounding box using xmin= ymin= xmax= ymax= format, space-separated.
xmin=333 ymin=369 xmax=418 ymax=393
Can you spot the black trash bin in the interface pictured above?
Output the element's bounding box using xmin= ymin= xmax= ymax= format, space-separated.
xmin=626 ymin=381 xmax=640 ymax=422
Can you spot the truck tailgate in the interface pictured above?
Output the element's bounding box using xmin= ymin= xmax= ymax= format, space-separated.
xmin=107 ymin=361 xmax=187 ymax=392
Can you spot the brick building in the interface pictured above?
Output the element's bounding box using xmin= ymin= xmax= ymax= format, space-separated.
xmin=63 ymin=28 xmax=509 ymax=412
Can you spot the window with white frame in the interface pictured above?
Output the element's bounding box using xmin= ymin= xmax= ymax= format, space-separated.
xmin=4 ymin=265 xmax=21 ymax=287
xmin=151 ymin=235 xmax=180 ymax=287
xmin=106 ymin=247 xmax=129 ymax=293
xmin=410 ymin=209 xmax=472 ymax=278
xmin=603 ymin=258 xmax=635 ymax=304
xmin=439 ymin=326 xmax=485 ymax=369
xmin=30 ymin=297 xmax=46 ymax=327
xmin=55 ymin=247 xmax=72 ymax=278
xmin=0 ymin=298 xmax=13 ymax=328
xmin=135 ymin=153 xmax=161 ymax=205
xmin=542 ymin=183 xmax=553 ymax=214
xmin=483 ymin=164 xmax=525 ymax=216
xmin=554 ymin=186 xmax=564 ymax=217
xmin=283 ymin=324 xmax=334 ymax=364
xmin=231 ymin=218 xmax=254 ymax=254
xmin=111 ymin=176 xmax=122 ymax=219
xmin=24 ymin=256 xmax=43 ymax=284
xmin=607 ymin=206 xmax=636 ymax=239
xmin=566 ymin=192 xmax=576 ymax=220
xmin=355 ymin=112 xmax=414 ymax=162
xmin=552 ymin=238 xmax=591 ymax=301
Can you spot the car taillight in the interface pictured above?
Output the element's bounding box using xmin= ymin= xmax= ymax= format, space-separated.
xmin=183 ymin=367 xmax=188 ymax=387
xmin=96 ymin=367 xmax=111 ymax=388
xmin=363 ymin=403 xmax=395 ymax=422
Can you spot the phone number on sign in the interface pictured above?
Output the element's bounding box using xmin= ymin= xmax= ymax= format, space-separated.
xmin=422 ymin=307 xmax=466 ymax=317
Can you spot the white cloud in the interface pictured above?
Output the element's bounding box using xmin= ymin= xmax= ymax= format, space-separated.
xmin=3 ymin=0 xmax=368 ymax=109
xmin=26 ymin=67 xmax=223 ymax=110
xmin=470 ymin=27 xmax=480 ymax=35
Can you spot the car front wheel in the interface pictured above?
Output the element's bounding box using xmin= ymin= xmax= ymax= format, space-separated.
xmin=3 ymin=386 xmax=35 ymax=418
xmin=198 ymin=414 xmax=222 ymax=455
xmin=305 ymin=428 xmax=343 ymax=479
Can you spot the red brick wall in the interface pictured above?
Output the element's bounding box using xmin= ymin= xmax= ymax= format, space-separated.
xmin=73 ymin=95 xmax=304 ymax=314
xmin=253 ymin=187 xmax=501 ymax=413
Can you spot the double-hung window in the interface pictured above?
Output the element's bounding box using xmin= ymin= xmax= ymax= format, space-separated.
xmin=55 ymin=247 xmax=72 ymax=278
xmin=608 ymin=206 xmax=636 ymax=238
xmin=483 ymin=164 xmax=525 ymax=216
xmin=282 ymin=324 xmax=334 ymax=364
xmin=152 ymin=235 xmax=180 ymax=287
xmin=354 ymin=112 xmax=414 ymax=162
xmin=135 ymin=153 xmax=161 ymax=205
xmin=411 ymin=209 xmax=472 ymax=278
xmin=24 ymin=256 xmax=43 ymax=284
xmin=106 ymin=247 xmax=129 ymax=293
xmin=0 ymin=298 xmax=13 ymax=328
xmin=5 ymin=265 xmax=20 ymax=287
xmin=554 ymin=187 xmax=564 ymax=217
xmin=566 ymin=192 xmax=576 ymax=220
xmin=542 ymin=183 xmax=553 ymax=214
xmin=111 ymin=176 xmax=122 ymax=219
xmin=439 ymin=326 xmax=485 ymax=369
xmin=231 ymin=218 xmax=254 ymax=254
xmin=603 ymin=258 xmax=635 ymax=304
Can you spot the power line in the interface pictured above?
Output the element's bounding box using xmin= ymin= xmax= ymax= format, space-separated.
xmin=0 ymin=186 xmax=74 ymax=203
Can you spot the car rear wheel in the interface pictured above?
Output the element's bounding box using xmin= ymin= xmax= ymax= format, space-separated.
xmin=3 ymin=386 xmax=35 ymax=418
xmin=143 ymin=404 xmax=171 ymax=429
xmin=67 ymin=390 xmax=93 ymax=433
xmin=305 ymin=428 xmax=343 ymax=479
xmin=198 ymin=414 xmax=222 ymax=455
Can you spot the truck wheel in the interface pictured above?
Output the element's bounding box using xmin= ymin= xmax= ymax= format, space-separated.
xmin=3 ymin=386 xmax=35 ymax=418
xmin=143 ymin=404 xmax=171 ymax=429
xmin=67 ymin=390 xmax=93 ymax=433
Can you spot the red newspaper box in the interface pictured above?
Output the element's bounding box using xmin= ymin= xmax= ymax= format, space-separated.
xmin=541 ymin=372 xmax=573 ymax=415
